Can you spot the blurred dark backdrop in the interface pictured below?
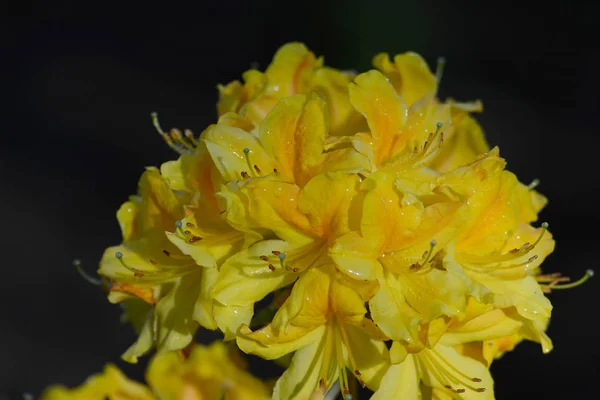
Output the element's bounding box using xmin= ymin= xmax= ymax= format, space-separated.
xmin=2 ymin=1 xmax=599 ymax=398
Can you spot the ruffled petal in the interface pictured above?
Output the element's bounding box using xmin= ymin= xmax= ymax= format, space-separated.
xmin=373 ymin=51 xmax=437 ymax=106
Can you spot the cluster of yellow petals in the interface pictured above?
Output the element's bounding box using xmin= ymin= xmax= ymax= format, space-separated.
xmin=42 ymin=343 xmax=270 ymax=400
xmin=54 ymin=42 xmax=584 ymax=399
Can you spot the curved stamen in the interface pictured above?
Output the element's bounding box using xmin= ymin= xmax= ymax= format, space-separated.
xmin=73 ymin=259 xmax=103 ymax=286
xmin=540 ymin=269 xmax=594 ymax=293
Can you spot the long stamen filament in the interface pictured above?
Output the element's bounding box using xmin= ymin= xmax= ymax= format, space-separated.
xmin=73 ymin=259 xmax=102 ymax=286
xmin=542 ymin=269 xmax=594 ymax=291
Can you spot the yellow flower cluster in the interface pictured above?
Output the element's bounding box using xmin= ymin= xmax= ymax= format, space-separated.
xmin=42 ymin=343 xmax=270 ymax=400
xmin=54 ymin=43 xmax=592 ymax=399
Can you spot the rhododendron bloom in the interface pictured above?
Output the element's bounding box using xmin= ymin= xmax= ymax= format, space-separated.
xmin=45 ymin=42 xmax=590 ymax=400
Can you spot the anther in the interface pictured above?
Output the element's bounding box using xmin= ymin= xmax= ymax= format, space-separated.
xmin=151 ymin=112 xmax=192 ymax=155
xmin=444 ymin=385 xmax=452 ymax=389
xmin=184 ymin=129 xmax=198 ymax=146
xmin=186 ymin=222 xmax=195 ymax=228
xmin=455 ymin=389 xmax=466 ymax=394
xmin=273 ymin=168 xmax=278 ymax=174
xmin=268 ymin=264 xmax=276 ymax=272
xmin=254 ymin=164 xmax=262 ymax=174
xmin=293 ymin=267 xmax=300 ymax=273
xmin=149 ymin=259 xmax=158 ymax=265
xmin=184 ymin=230 xmax=191 ymax=235
xmin=189 ymin=236 xmax=202 ymax=243
xmin=319 ymin=378 xmax=326 ymax=391
xmin=272 ymin=250 xmax=281 ymax=256
xmin=162 ymin=249 xmax=171 ymax=256
xmin=241 ymin=171 xmax=250 ymax=179
xmin=259 ymin=255 xmax=269 ymax=261
xmin=476 ymin=388 xmax=487 ymax=392
xmin=472 ymin=377 xmax=482 ymax=382
xmin=354 ymin=370 xmax=361 ymax=376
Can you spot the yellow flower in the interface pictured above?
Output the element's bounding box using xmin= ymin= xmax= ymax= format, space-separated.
xmin=86 ymin=42 xmax=580 ymax=400
xmin=204 ymin=93 xmax=370 ymax=335
xmin=236 ymin=265 xmax=388 ymax=399
xmin=148 ymin=342 xmax=270 ymax=400
xmin=330 ymin=170 xmax=491 ymax=347
xmin=373 ymin=298 xmax=524 ymax=399
xmin=41 ymin=364 xmax=154 ymax=400
xmin=217 ymin=42 xmax=367 ymax=136
xmin=99 ymin=143 xmax=256 ymax=360
xmin=42 ymin=343 xmax=269 ymax=400
xmin=436 ymin=149 xmax=556 ymax=352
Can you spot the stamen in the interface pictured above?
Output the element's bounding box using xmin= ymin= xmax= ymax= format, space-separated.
xmin=188 ymin=236 xmax=202 ymax=243
xmin=427 ymin=349 xmax=486 ymax=393
xmin=115 ymin=252 xmax=145 ymax=278
xmin=73 ymin=259 xmax=102 ymax=286
xmin=254 ymin=164 xmax=262 ymax=174
xmin=435 ymin=56 xmax=447 ymax=85
xmin=242 ymin=148 xmax=256 ymax=177
xmin=162 ymin=249 xmax=171 ymax=256
xmin=528 ymin=178 xmax=541 ymax=190
xmin=318 ymin=323 xmax=334 ymax=396
xmin=411 ymin=240 xmax=438 ymax=272
xmin=151 ymin=112 xmax=192 ymax=155
xmin=541 ymin=269 xmax=594 ymax=292
xmin=338 ymin=322 xmax=365 ymax=388
xmin=170 ymin=128 xmax=195 ymax=151
xmin=259 ymin=255 xmax=269 ymax=261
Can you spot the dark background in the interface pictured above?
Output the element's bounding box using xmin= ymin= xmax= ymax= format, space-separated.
xmin=2 ymin=1 xmax=599 ymax=398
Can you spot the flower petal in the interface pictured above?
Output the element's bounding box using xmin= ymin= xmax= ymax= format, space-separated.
xmin=271 ymin=328 xmax=335 ymax=400
xmin=329 ymin=232 xmax=379 ymax=281
xmin=202 ymin=124 xmax=276 ymax=183
xmin=370 ymin=356 xmax=420 ymax=400
xmin=312 ymin=67 xmax=368 ymax=136
xmin=373 ymin=51 xmax=437 ymax=106
xmin=344 ymin=323 xmax=390 ymax=390
xmin=212 ymin=240 xmax=299 ymax=308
